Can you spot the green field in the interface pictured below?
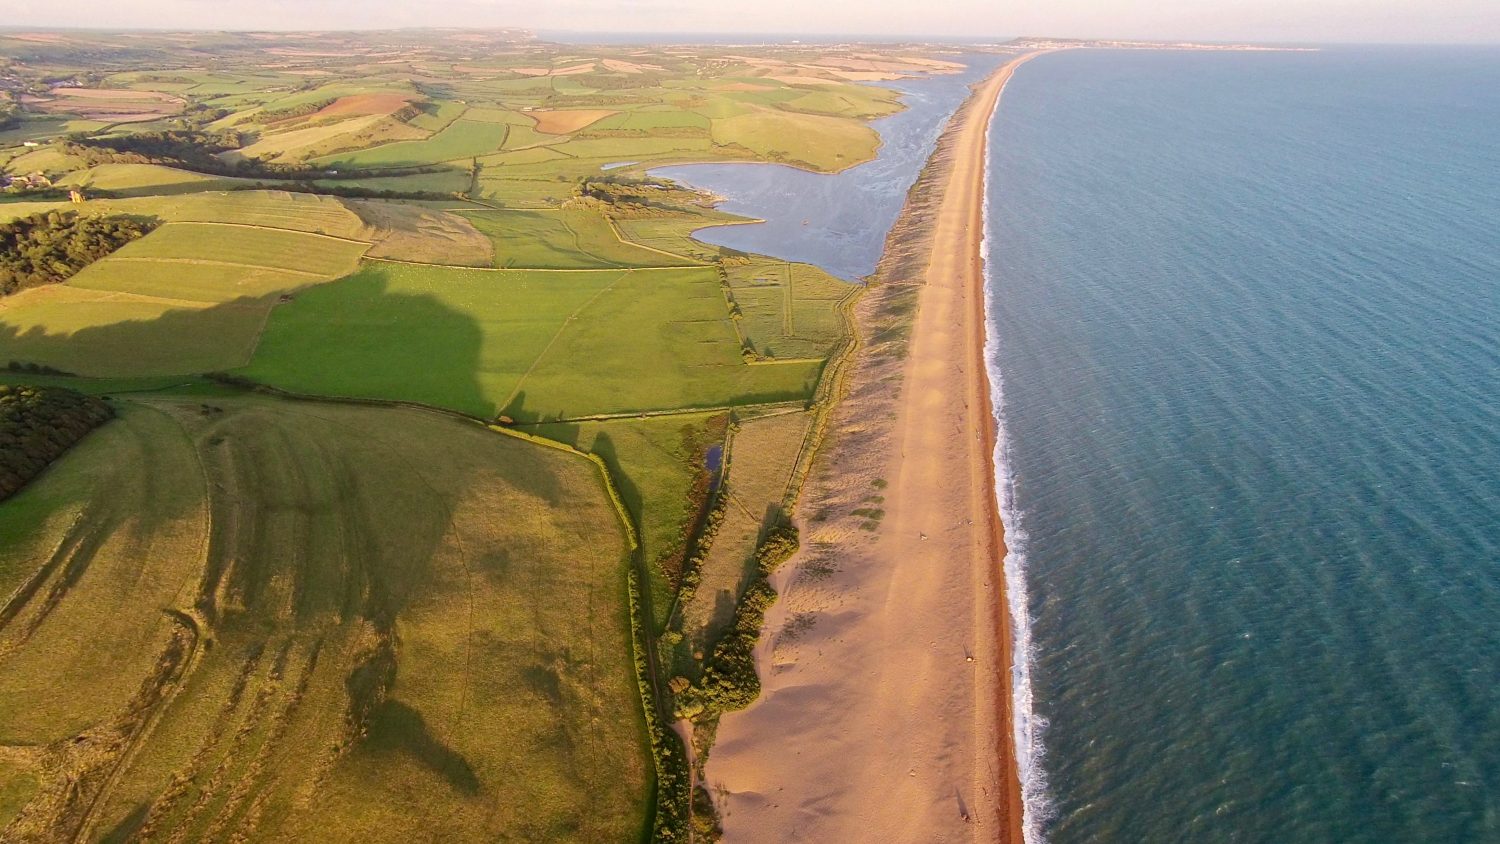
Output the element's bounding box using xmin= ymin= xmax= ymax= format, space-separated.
xmin=725 ymin=258 xmax=853 ymax=359
xmin=711 ymin=108 xmax=880 ymax=170
xmin=239 ymin=262 xmax=824 ymax=419
xmin=314 ymin=119 xmax=509 ymax=169
xmin=0 ymin=213 xmax=370 ymax=377
xmin=0 ymin=397 xmax=647 ymax=841
xmin=461 ymin=208 xmax=701 ymax=269
xmin=0 ymin=284 xmax=270 ymax=376
xmin=109 ymin=221 xmax=368 ymax=276
xmin=534 ymin=412 xmax=729 ymax=628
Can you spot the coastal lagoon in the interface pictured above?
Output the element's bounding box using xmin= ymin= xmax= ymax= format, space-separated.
xmin=652 ymin=53 xmax=1001 ymax=280
xmin=987 ymin=48 xmax=1500 ymax=841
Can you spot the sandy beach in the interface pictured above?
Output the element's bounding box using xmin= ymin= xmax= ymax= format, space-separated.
xmin=707 ymin=52 xmax=1042 ymax=843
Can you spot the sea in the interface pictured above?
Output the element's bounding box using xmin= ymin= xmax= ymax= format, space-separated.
xmin=987 ymin=48 xmax=1500 ymax=842
xmin=659 ymin=45 xmax=1500 ymax=842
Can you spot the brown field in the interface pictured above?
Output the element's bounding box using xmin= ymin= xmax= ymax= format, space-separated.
xmin=510 ymin=63 xmax=597 ymax=78
xmin=313 ymin=92 xmax=416 ymax=118
xmin=530 ymin=109 xmax=618 ymax=134
xmin=602 ymin=58 xmax=663 ymax=74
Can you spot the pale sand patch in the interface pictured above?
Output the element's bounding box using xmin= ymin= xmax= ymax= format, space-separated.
xmin=706 ymin=53 xmax=1046 ymax=844
xmin=530 ymin=109 xmax=618 ymax=135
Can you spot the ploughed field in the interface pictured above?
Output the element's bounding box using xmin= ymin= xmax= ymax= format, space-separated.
xmin=0 ymin=29 xmax=969 ymax=842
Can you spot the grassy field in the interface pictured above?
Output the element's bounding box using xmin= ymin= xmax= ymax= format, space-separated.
xmin=108 ymin=221 xmax=368 ymax=276
xmin=534 ymin=412 xmax=730 ymax=629
xmin=0 ymin=396 xmax=647 ymax=842
xmin=614 ymin=212 xmax=743 ymax=263
xmin=313 ymin=120 xmax=509 ymax=169
xmin=460 ymin=207 xmax=701 ymax=269
xmin=725 ymin=258 xmax=853 ymax=359
xmin=0 ymin=285 xmax=270 ymax=376
xmin=58 ymin=163 xmax=252 ymax=196
xmin=239 ymin=262 xmax=823 ymax=419
xmin=348 ymin=199 xmax=493 ymax=266
xmin=711 ymin=108 xmax=881 ymax=171
xmin=0 ymin=212 xmax=369 ymax=377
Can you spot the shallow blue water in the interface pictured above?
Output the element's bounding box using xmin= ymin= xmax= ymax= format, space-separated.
xmin=651 ymin=53 xmax=1001 ymax=279
xmin=986 ymin=48 xmax=1500 ymax=841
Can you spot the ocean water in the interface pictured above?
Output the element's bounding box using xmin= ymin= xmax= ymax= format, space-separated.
xmin=651 ymin=53 xmax=1001 ymax=279
xmin=985 ymin=48 xmax=1500 ymax=842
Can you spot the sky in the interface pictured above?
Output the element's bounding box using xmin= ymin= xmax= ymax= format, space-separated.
xmin=4 ymin=0 xmax=1498 ymax=45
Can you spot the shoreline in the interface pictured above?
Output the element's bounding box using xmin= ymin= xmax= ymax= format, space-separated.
xmin=706 ymin=52 xmax=1042 ymax=843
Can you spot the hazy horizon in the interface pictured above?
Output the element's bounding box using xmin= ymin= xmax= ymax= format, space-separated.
xmin=3 ymin=0 xmax=1498 ymax=46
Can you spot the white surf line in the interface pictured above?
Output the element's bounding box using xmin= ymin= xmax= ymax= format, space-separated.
xmin=980 ymin=56 xmax=1054 ymax=844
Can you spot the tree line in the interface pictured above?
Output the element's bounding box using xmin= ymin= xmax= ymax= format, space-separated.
xmin=0 ymin=210 xmax=153 ymax=296
xmin=61 ymin=129 xmax=457 ymax=185
xmin=0 ymin=384 xmax=114 ymax=502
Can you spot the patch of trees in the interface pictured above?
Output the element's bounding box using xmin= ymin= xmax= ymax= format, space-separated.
xmin=61 ymin=129 xmax=457 ymax=185
xmin=574 ymin=72 xmax=665 ymax=91
xmin=63 ymin=129 xmax=328 ymax=180
xmin=65 ymin=128 xmax=245 ymax=168
xmin=0 ymin=95 xmax=19 ymax=131
xmin=233 ymin=182 xmax=460 ymax=202
xmin=0 ymin=384 xmax=114 ymax=501
xmin=577 ymin=175 xmax=704 ymax=212
xmin=0 ymin=211 xmax=154 ymax=296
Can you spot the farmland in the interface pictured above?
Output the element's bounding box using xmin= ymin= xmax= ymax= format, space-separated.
xmin=0 ymin=27 xmax=970 ymax=842
xmin=0 ymin=397 xmax=646 ymax=842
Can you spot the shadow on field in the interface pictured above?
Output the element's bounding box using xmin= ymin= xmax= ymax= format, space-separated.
xmin=364 ymin=699 xmax=481 ymax=795
xmin=241 ymin=267 xmax=493 ymax=418
xmin=0 ymin=292 xmax=281 ymax=379
xmin=0 ymin=267 xmax=493 ymax=420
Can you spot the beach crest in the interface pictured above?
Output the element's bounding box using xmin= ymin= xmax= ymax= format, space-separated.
xmin=706 ymin=52 xmax=1045 ymax=843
